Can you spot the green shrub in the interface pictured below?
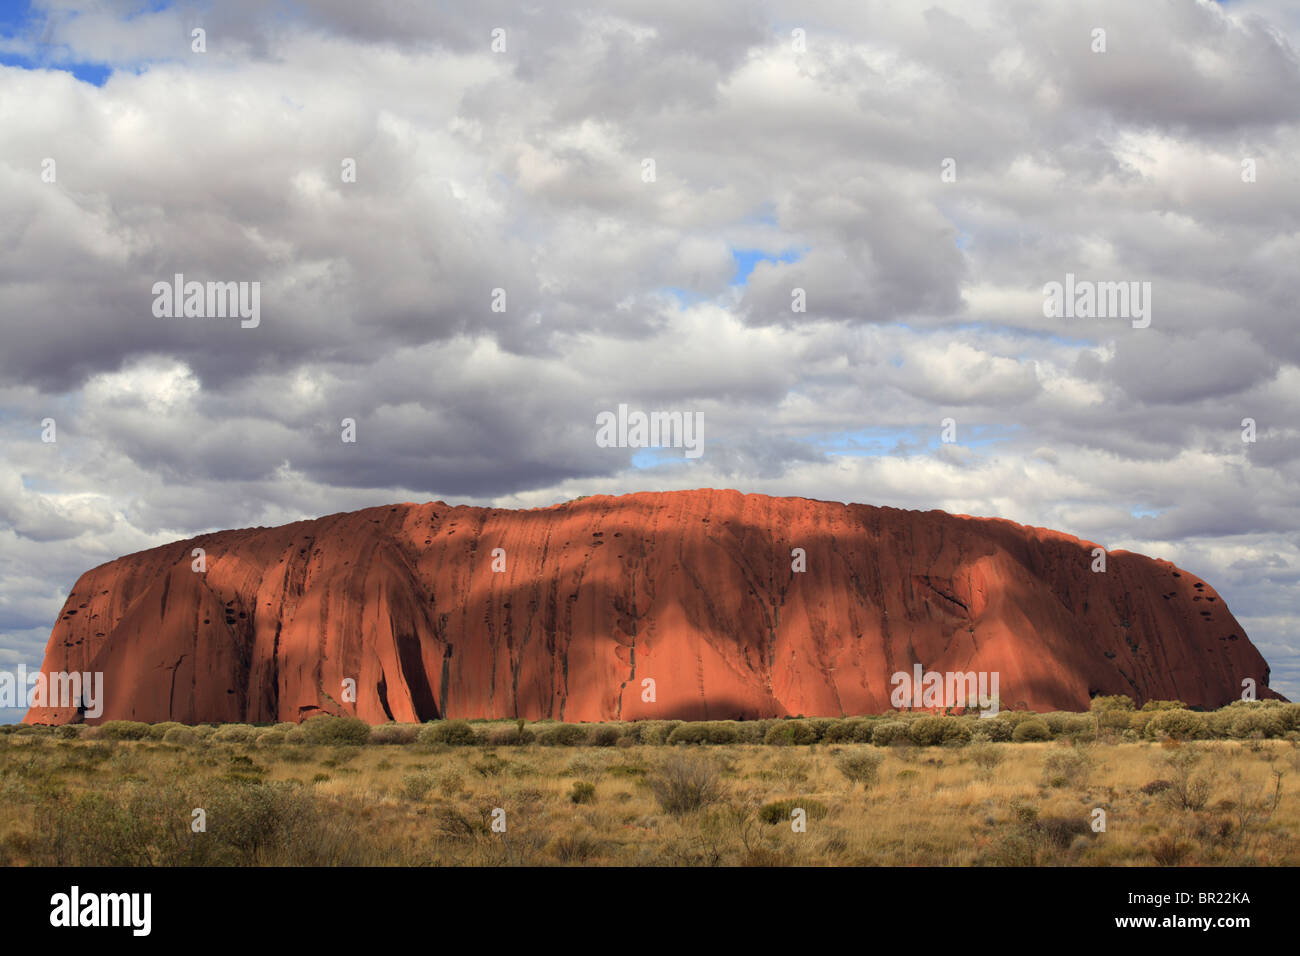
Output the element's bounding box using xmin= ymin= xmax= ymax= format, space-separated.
xmin=1089 ymin=694 xmax=1135 ymax=713
xmin=822 ymin=717 xmax=875 ymax=743
xmin=764 ymin=720 xmax=817 ymax=746
xmin=870 ymin=721 xmax=911 ymax=746
xmin=1141 ymin=699 xmax=1188 ymax=711
xmin=668 ymin=722 xmax=739 ymax=745
xmin=589 ymin=726 xmax=620 ymax=747
xmin=667 ymin=724 xmax=710 ymax=745
xmin=706 ymin=721 xmax=742 ymax=744
xmin=944 ymin=720 xmax=974 ymax=746
xmin=807 ymin=719 xmax=836 ymax=742
xmin=739 ymin=720 xmax=776 ymax=744
xmin=1063 ymin=715 xmax=1095 ymax=738
xmin=758 ymin=798 xmax=828 ymax=825
xmin=146 ymin=722 xmax=187 ymax=740
xmin=1090 ymin=696 xmax=1136 ymax=733
xmin=1041 ymin=748 xmax=1094 ymax=788
xmin=1042 ymin=712 xmax=1070 ymax=736
xmin=399 ymin=770 xmax=437 ymax=801
xmin=569 ymin=781 xmax=597 ymax=804
xmin=486 ymin=725 xmax=535 ymax=746
xmin=298 ymin=715 xmax=371 ymax=746
xmin=537 ymin=724 xmax=589 ymax=747
xmin=253 ymin=730 xmax=286 ymax=748
xmin=418 ymin=720 xmax=478 ymax=746
xmin=907 ymin=716 xmax=972 ymax=746
xmin=55 ymin=724 xmax=84 ymax=739
xmin=1127 ymin=711 xmax=1155 ymax=735
xmin=627 ymin=721 xmax=678 ymax=745
xmin=1225 ymin=708 xmax=1285 ymax=739
xmin=998 ymin=711 xmax=1041 ymax=727
xmin=211 ymin=724 xmax=256 ymax=743
xmin=1204 ymin=709 xmax=1235 ymax=738
xmin=97 ymin=721 xmax=150 ymax=741
xmin=1280 ymin=703 xmax=1300 ymax=733
xmin=836 ymin=750 xmax=884 ymax=789
xmin=1145 ymin=709 xmax=1207 ymax=741
xmin=908 ymin=716 xmax=948 ymax=746
xmin=369 ymin=724 xmax=419 ymax=745
xmin=1012 ymin=720 xmax=1051 ymax=742
xmin=162 ymin=726 xmax=197 ymax=746
xmin=971 ymin=717 xmax=1014 ymax=742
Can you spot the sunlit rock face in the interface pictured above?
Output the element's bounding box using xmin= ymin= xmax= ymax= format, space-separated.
xmin=24 ymin=489 xmax=1281 ymax=725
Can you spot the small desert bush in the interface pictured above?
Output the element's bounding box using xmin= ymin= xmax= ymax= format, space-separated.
xmin=1224 ymin=707 xmax=1286 ymax=739
xmin=758 ymin=798 xmax=828 ymax=825
xmin=487 ymin=725 xmax=535 ymax=746
xmin=368 ymin=724 xmax=419 ymax=745
xmin=399 ymin=770 xmax=437 ymax=801
xmin=907 ymin=716 xmax=949 ymax=747
xmin=550 ymin=831 xmax=602 ymax=863
xmin=1012 ymin=719 xmax=1051 ymax=742
xmin=971 ymin=717 xmax=1013 ymax=742
xmin=145 ymin=722 xmax=187 ymax=741
xmin=569 ymin=781 xmax=597 ymax=804
xmin=870 ymin=721 xmax=910 ymax=747
xmin=97 ymin=721 xmax=150 ymax=741
xmin=1145 ymin=709 xmax=1207 ymax=741
xmin=1036 ymin=815 xmax=1093 ymax=851
xmin=1161 ymin=747 xmax=1214 ymax=811
xmin=1042 ymin=712 xmax=1071 ymax=736
xmin=822 ymin=717 xmax=876 ymax=743
xmin=668 ymin=721 xmax=738 ymax=745
xmin=211 ymin=724 xmax=256 ymax=744
xmin=968 ymin=741 xmax=1005 ymax=775
xmin=418 ymin=720 xmax=478 ymax=746
xmin=764 ymin=720 xmax=818 ymax=746
xmin=836 ymin=749 xmax=884 ymax=790
xmin=537 ymin=724 xmax=589 ymax=747
xmin=1149 ymin=834 xmax=1195 ymax=865
xmin=648 ymin=753 xmax=724 ymax=815
xmin=299 ymin=715 xmax=371 ymax=746
xmin=1041 ymin=747 xmax=1094 ymax=789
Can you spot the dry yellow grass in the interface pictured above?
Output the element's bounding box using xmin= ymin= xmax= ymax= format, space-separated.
xmin=0 ymin=726 xmax=1294 ymax=866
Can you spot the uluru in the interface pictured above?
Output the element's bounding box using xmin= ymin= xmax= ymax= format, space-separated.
xmin=23 ymin=489 xmax=1282 ymax=725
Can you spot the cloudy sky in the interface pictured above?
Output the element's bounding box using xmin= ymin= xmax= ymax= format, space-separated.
xmin=1 ymin=0 xmax=1297 ymax=719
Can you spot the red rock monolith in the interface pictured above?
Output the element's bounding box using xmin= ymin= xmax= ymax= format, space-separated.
xmin=23 ymin=489 xmax=1282 ymax=724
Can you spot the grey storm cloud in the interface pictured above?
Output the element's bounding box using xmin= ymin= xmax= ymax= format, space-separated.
xmin=1 ymin=0 xmax=1299 ymax=703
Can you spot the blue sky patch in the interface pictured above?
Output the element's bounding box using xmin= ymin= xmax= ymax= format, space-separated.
xmin=730 ymin=246 xmax=804 ymax=286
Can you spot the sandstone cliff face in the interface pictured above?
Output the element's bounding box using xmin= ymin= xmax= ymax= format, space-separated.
xmin=24 ymin=489 xmax=1280 ymax=724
